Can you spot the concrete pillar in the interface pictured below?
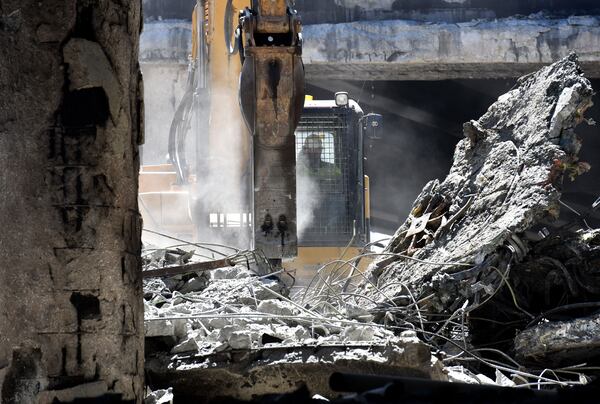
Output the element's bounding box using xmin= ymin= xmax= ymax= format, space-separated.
xmin=0 ymin=1 xmax=144 ymax=402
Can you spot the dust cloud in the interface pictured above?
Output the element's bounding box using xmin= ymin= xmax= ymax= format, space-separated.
xmin=140 ymin=73 xmax=252 ymax=250
xmin=296 ymin=165 xmax=320 ymax=239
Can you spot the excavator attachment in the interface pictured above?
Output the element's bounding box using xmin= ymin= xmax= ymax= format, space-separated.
xmin=238 ymin=0 xmax=305 ymax=260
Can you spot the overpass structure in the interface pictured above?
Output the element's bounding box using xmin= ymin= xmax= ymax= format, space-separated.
xmin=140 ymin=0 xmax=600 ymax=80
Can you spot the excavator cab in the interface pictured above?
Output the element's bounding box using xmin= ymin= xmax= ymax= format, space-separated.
xmin=286 ymin=95 xmax=381 ymax=284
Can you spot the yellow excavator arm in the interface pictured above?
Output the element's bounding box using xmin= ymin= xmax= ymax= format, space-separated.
xmin=237 ymin=0 xmax=305 ymax=262
xmin=169 ymin=1 xmax=305 ymax=262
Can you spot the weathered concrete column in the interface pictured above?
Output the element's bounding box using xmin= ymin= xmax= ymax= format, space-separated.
xmin=0 ymin=1 xmax=144 ymax=402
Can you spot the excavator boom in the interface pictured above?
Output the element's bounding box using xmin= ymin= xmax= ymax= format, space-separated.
xmin=238 ymin=0 xmax=305 ymax=261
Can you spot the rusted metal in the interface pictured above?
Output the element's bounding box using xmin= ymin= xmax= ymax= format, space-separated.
xmin=239 ymin=0 xmax=304 ymax=259
xmin=142 ymin=258 xmax=234 ymax=279
xmin=255 ymin=0 xmax=290 ymax=33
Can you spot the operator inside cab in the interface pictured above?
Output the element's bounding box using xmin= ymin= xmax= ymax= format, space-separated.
xmin=297 ymin=133 xmax=339 ymax=177
xmin=296 ymin=133 xmax=344 ymax=235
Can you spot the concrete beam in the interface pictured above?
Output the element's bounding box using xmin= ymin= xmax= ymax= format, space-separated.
xmin=303 ymin=16 xmax=600 ymax=80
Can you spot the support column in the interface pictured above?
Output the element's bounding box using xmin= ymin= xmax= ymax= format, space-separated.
xmin=0 ymin=1 xmax=144 ymax=402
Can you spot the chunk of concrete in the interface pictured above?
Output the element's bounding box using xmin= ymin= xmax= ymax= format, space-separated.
xmin=178 ymin=276 xmax=208 ymax=294
xmin=145 ymin=387 xmax=174 ymax=404
xmin=171 ymin=337 xmax=199 ymax=354
xmin=257 ymin=299 xmax=295 ymax=317
xmin=228 ymin=332 xmax=253 ymax=350
xmin=172 ymin=319 xmax=192 ymax=340
xmin=514 ymin=312 xmax=600 ymax=366
xmin=212 ymin=266 xmax=250 ymax=280
xmin=341 ymin=325 xmax=376 ymax=342
xmin=145 ymin=319 xmax=175 ymax=338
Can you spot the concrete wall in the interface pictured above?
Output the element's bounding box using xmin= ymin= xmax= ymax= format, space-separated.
xmin=140 ymin=63 xmax=189 ymax=165
xmin=140 ymin=20 xmax=192 ymax=62
xmin=0 ymin=1 xmax=144 ymax=402
xmin=139 ymin=19 xmax=192 ymax=165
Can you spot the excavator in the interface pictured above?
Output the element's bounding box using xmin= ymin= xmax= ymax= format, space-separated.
xmin=139 ymin=0 xmax=382 ymax=282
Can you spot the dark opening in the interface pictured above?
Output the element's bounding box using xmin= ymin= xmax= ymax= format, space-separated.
xmin=73 ymin=1 xmax=97 ymax=41
xmin=62 ymin=88 xmax=109 ymax=128
xmin=70 ymin=292 xmax=101 ymax=320
xmin=254 ymin=32 xmax=294 ymax=47
xmin=306 ymin=78 xmax=600 ymax=235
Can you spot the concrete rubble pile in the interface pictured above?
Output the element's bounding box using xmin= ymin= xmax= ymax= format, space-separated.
xmin=142 ymin=247 xmax=454 ymax=401
xmin=362 ymin=54 xmax=600 ymax=373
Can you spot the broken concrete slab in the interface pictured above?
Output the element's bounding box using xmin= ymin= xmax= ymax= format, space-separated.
xmin=146 ymin=335 xmax=447 ymax=403
xmin=227 ymin=332 xmax=253 ymax=350
xmin=363 ymin=54 xmax=594 ymax=314
xmin=178 ymin=276 xmax=209 ymax=294
xmin=211 ymin=266 xmax=253 ymax=280
xmin=171 ymin=337 xmax=200 ymax=354
xmin=145 ymin=319 xmax=175 ymax=338
xmin=515 ymin=312 xmax=600 ymax=367
xmin=257 ymin=299 xmax=296 ymax=316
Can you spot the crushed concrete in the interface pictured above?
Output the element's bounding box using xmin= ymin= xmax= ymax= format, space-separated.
xmin=143 ymin=262 xmax=432 ymax=358
xmin=143 ymin=251 xmax=448 ymax=401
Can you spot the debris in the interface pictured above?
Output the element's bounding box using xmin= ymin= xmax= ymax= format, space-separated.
xmin=341 ymin=325 xmax=376 ymax=342
xmin=364 ymin=54 xmax=594 ymax=314
xmin=212 ymin=266 xmax=252 ymax=280
xmin=144 ymin=388 xmax=174 ymax=404
xmin=171 ymin=337 xmax=199 ymax=354
xmin=142 ymin=241 xmax=445 ymax=402
xmin=145 ymin=319 xmax=175 ymax=338
xmin=470 ymin=228 xmax=600 ymax=365
xmin=336 ymin=55 xmax=598 ymax=387
xmin=227 ymin=331 xmax=253 ymax=350
xmin=514 ymin=312 xmax=600 ymax=366
xmin=178 ymin=276 xmax=209 ymax=294
xmin=495 ymin=370 xmax=516 ymax=387
xmin=446 ymin=367 xmax=494 ymax=385
xmin=142 ymin=258 xmax=234 ymax=279
xmin=257 ymin=299 xmax=295 ymax=316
